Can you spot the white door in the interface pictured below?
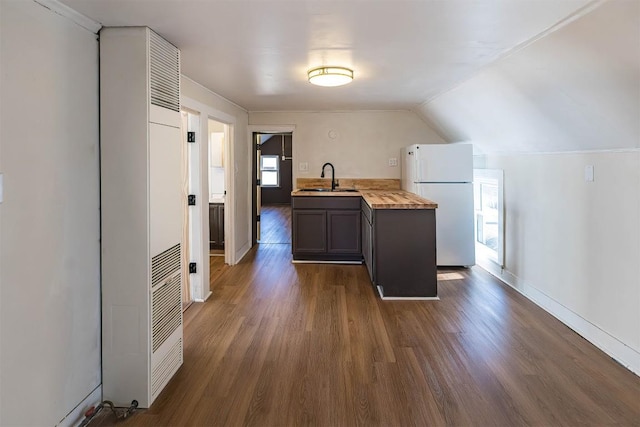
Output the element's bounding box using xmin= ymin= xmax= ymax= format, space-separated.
xmin=417 ymin=183 xmax=475 ymax=266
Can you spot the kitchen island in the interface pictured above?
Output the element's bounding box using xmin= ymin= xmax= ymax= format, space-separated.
xmin=292 ymin=181 xmax=438 ymax=298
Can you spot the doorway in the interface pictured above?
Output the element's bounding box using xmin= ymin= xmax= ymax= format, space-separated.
xmin=181 ymin=96 xmax=237 ymax=302
xmin=208 ymin=118 xmax=229 ymax=290
xmin=252 ymin=132 xmax=293 ymax=245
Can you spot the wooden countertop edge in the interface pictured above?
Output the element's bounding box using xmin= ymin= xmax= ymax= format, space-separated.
xmin=291 ymin=189 xmax=438 ymax=209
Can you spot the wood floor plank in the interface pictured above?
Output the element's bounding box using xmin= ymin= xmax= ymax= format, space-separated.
xmin=91 ymin=206 xmax=640 ymax=427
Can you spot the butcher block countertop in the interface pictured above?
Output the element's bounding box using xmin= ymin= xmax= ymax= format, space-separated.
xmin=361 ymin=190 xmax=437 ymax=209
xmin=291 ymin=189 xmax=437 ymax=210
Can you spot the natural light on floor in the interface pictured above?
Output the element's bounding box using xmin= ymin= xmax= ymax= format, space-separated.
xmin=437 ymin=272 xmax=465 ymax=281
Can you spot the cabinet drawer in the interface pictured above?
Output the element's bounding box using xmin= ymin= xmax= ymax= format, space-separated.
xmin=292 ymin=196 xmax=360 ymax=210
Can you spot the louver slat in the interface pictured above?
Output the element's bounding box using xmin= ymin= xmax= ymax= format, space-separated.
xmin=151 ymin=338 xmax=182 ymax=397
xmin=149 ymin=30 xmax=180 ymax=112
xmin=151 ymin=243 xmax=181 ymax=287
xmin=151 ymin=273 xmax=181 ymax=353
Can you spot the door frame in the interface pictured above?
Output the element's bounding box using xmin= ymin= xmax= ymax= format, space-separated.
xmin=182 ymin=96 xmax=236 ymax=302
xmin=180 ymin=109 xmax=198 ymax=309
xmin=248 ymin=125 xmax=296 ymax=246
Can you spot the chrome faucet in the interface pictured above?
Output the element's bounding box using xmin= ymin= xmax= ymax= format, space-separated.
xmin=321 ymin=162 xmax=336 ymax=191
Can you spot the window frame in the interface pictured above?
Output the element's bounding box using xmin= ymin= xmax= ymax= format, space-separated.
xmin=473 ymin=169 xmax=504 ymax=267
xmin=260 ymin=154 xmax=280 ymax=188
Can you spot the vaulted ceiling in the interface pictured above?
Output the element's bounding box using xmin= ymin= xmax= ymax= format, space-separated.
xmin=60 ymin=0 xmax=592 ymax=112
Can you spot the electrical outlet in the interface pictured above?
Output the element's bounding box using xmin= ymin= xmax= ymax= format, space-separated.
xmin=388 ymin=158 xmax=398 ymax=167
xmin=299 ymin=162 xmax=309 ymax=172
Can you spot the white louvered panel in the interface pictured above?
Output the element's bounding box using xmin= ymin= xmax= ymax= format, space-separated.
xmin=151 ymin=336 xmax=182 ymax=399
xmin=151 ymin=272 xmax=182 ymax=353
xmin=101 ymin=26 xmax=182 ymax=409
xmin=151 ymin=243 xmax=180 ymax=288
xmin=149 ymin=30 xmax=180 ymax=112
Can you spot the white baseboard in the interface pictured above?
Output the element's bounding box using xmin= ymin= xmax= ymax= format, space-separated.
xmin=479 ymin=260 xmax=640 ymax=376
xmin=234 ymin=241 xmax=252 ymax=265
xmin=194 ymin=290 xmax=212 ymax=302
xmin=57 ymin=385 xmax=101 ymax=427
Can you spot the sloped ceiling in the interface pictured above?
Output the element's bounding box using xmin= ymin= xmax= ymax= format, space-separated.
xmin=416 ymin=0 xmax=640 ymax=153
xmin=59 ymin=0 xmax=591 ymax=111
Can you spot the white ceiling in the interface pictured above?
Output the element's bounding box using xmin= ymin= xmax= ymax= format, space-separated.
xmin=60 ymin=0 xmax=592 ymax=112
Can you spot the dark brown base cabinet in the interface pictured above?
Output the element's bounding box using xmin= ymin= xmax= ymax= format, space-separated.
xmin=209 ymin=203 xmax=224 ymax=249
xmin=362 ymin=200 xmax=437 ymax=298
xmin=292 ymin=196 xmax=362 ymax=262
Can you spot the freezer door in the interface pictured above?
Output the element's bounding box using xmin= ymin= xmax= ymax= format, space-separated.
xmin=417 ymin=183 xmax=475 ymax=266
xmin=415 ymin=144 xmax=473 ymax=183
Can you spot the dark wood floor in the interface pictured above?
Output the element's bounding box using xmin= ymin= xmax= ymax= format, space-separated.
xmin=259 ymin=204 xmax=291 ymax=244
xmin=210 ymin=255 xmax=228 ymax=292
xmin=95 ymin=206 xmax=640 ymax=426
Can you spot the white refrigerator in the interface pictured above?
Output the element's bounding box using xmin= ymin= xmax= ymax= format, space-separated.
xmin=401 ymin=143 xmax=475 ymax=266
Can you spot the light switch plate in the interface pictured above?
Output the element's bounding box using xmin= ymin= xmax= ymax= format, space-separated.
xmin=584 ymin=165 xmax=594 ymax=182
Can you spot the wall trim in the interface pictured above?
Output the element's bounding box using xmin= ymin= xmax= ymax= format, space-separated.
xmin=181 ymin=76 xmax=248 ymax=113
xmin=474 ymin=147 xmax=640 ymax=157
xmin=478 ymin=260 xmax=640 ymax=376
xmin=248 ymin=109 xmax=415 ymax=115
xmin=248 ymin=125 xmax=296 ymax=133
xmin=33 ymin=0 xmax=102 ymax=34
xmin=56 ymin=385 xmax=101 ymax=427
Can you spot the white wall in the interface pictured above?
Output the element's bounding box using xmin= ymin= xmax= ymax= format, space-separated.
xmin=182 ymin=77 xmax=251 ymax=263
xmin=0 ymin=1 xmax=102 ymax=425
xmin=417 ymin=1 xmax=640 ymax=373
xmin=478 ymin=151 xmax=640 ymax=369
xmin=249 ymin=111 xmax=445 ymax=182
xmin=415 ymin=1 xmax=639 ymax=153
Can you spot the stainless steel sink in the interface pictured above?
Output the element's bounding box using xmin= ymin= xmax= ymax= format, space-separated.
xmin=300 ymin=188 xmax=359 ymax=193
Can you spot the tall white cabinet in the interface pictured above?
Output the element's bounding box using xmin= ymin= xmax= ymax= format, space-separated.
xmin=100 ymin=27 xmax=183 ymax=408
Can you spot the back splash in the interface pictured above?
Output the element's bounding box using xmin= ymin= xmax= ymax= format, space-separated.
xmin=296 ymin=178 xmax=400 ymax=191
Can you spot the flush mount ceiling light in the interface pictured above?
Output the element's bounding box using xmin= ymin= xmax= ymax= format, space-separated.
xmin=307 ymin=66 xmax=354 ymax=87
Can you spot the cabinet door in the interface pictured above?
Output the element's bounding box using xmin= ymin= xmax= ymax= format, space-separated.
xmin=361 ymin=211 xmax=373 ymax=281
xmin=209 ymin=204 xmax=219 ymax=247
xmin=218 ymin=204 xmax=225 ymax=246
xmin=327 ymin=210 xmax=361 ymax=254
xmin=292 ymin=210 xmax=327 ymax=253
xmin=361 ymin=200 xmax=374 ymax=279
xmin=375 ymin=209 xmax=437 ymax=297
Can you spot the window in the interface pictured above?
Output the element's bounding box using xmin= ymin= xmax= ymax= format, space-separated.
xmin=473 ymin=169 xmax=504 ymax=267
xmin=260 ymin=155 xmax=279 ymax=187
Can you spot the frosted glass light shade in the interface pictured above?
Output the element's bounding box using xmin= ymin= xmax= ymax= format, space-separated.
xmin=308 ymin=66 xmax=354 ymax=87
